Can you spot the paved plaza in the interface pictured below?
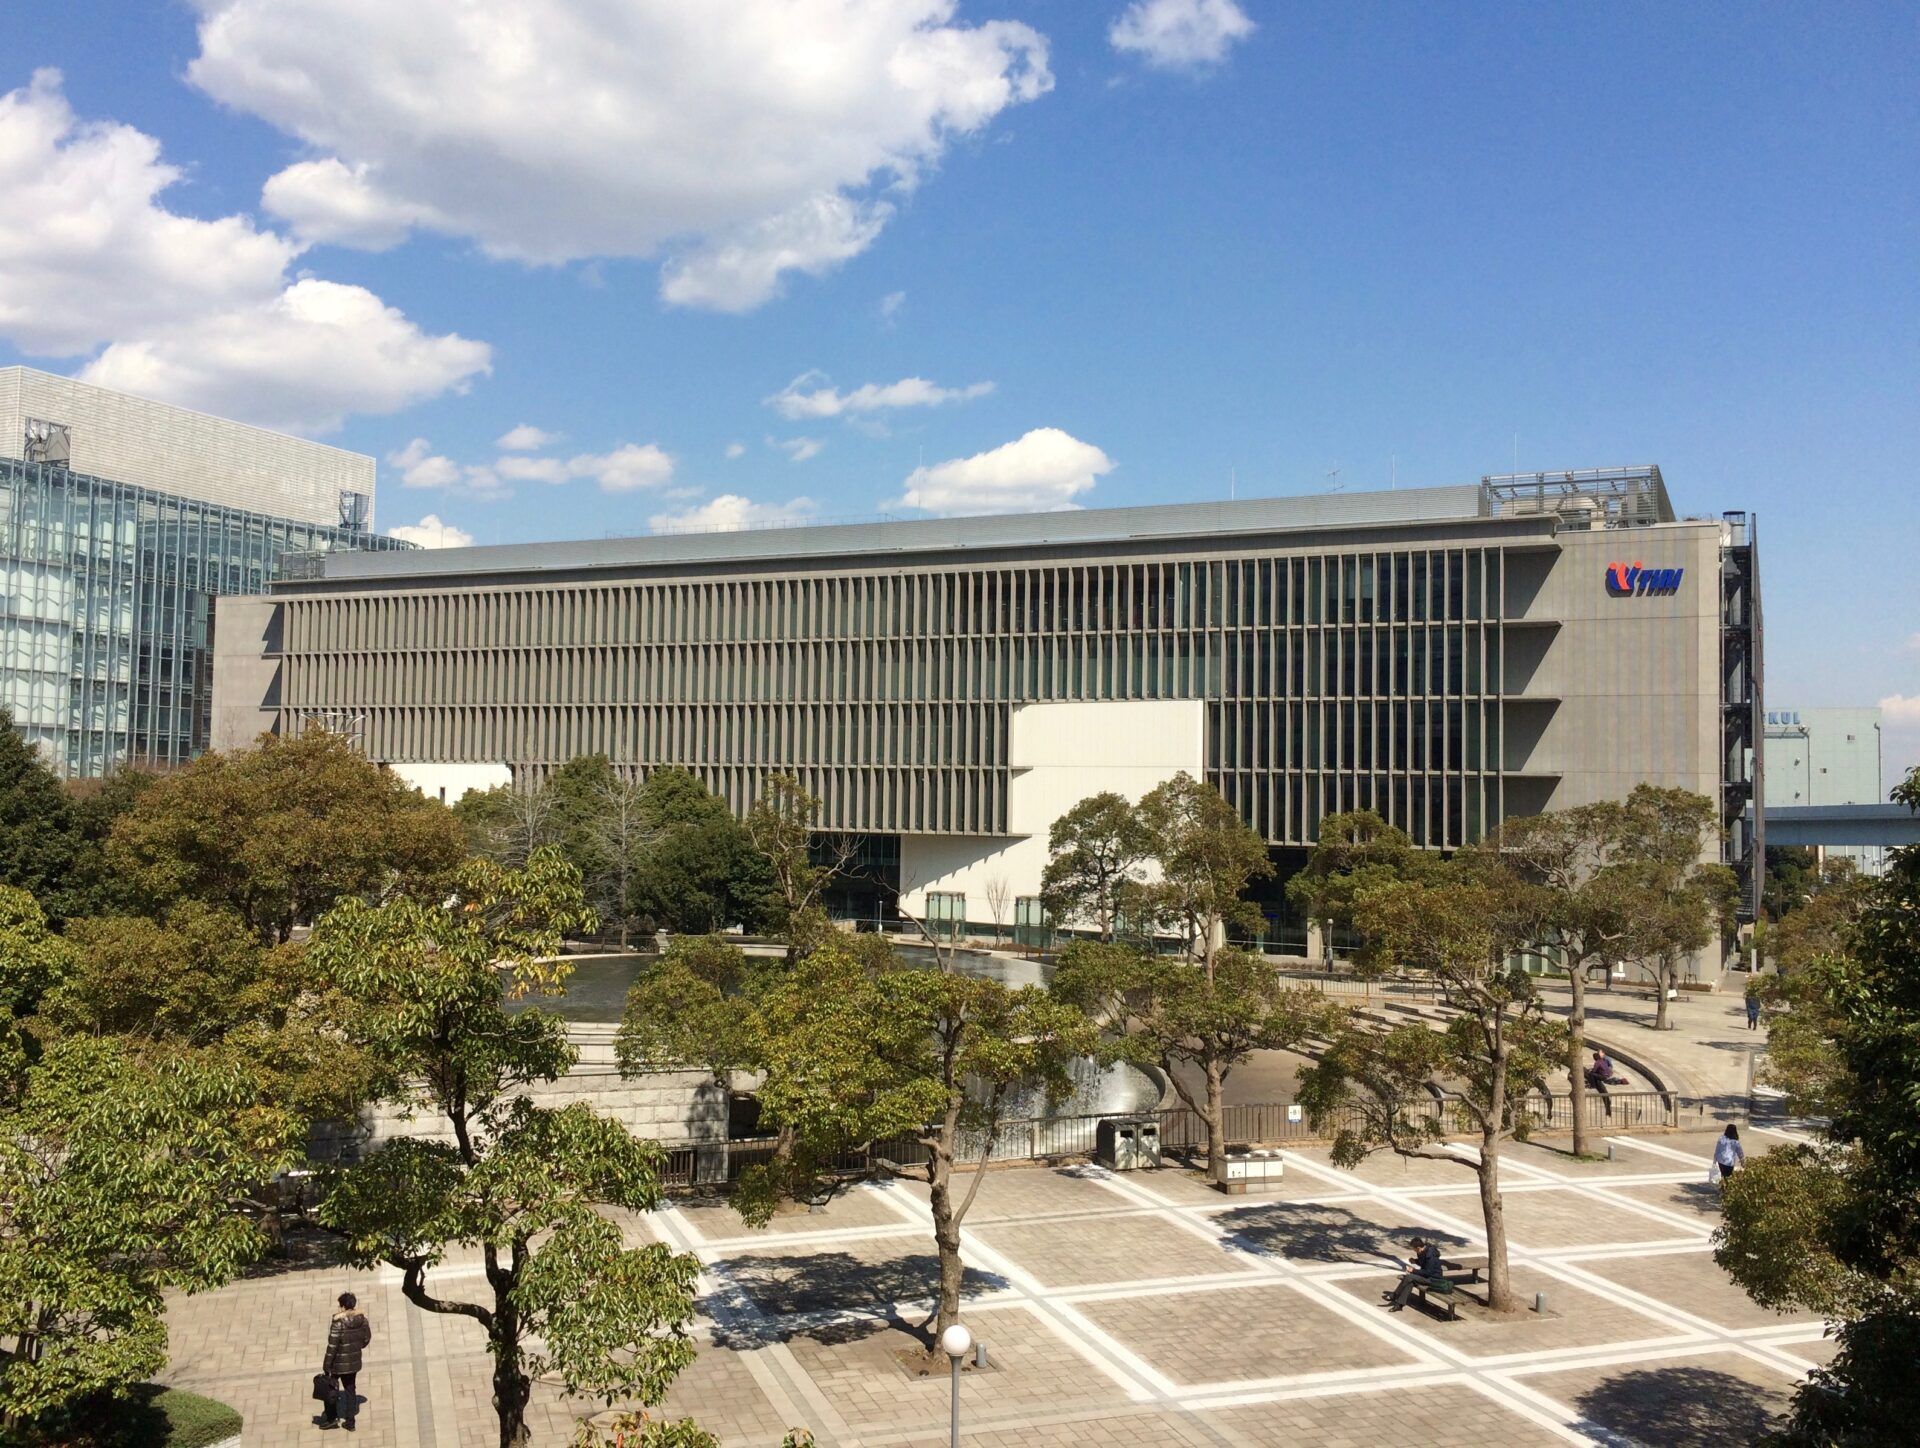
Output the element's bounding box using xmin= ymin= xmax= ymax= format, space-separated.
xmin=161 ymin=1121 xmax=1828 ymax=1447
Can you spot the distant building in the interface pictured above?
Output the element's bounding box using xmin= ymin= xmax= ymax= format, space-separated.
xmin=0 ymin=367 xmax=407 ymax=776
xmin=1764 ymin=707 xmax=1886 ymax=875
xmin=213 ymin=466 xmax=1764 ymax=976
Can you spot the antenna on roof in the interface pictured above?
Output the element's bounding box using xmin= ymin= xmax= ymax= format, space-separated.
xmin=1390 ymin=453 xmax=1396 ymax=490
xmin=1230 ymin=466 xmax=1236 ymax=501
xmin=1326 ymin=467 xmax=1343 ymax=493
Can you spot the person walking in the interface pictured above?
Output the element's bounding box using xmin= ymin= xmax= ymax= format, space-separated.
xmin=1712 ymin=1125 xmax=1746 ymax=1183
xmin=317 ymin=1291 xmax=372 ymax=1431
xmin=1745 ymin=982 xmax=1763 ymax=1031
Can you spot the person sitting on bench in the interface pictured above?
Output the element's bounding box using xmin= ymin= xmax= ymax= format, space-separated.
xmin=1584 ymin=1050 xmax=1626 ymax=1115
xmin=1385 ymin=1236 xmax=1445 ymax=1311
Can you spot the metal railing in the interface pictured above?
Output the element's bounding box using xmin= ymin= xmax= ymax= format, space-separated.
xmin=657 ymin=1089 xmax=1681 ymax=1188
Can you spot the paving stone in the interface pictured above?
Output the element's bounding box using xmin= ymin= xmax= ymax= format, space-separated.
xmin=972 ymin=1213 xmax=1256 ymax=1288
xmin=1519 ymin=1349 xmax=1797 ymax=1447
xmin=1213 ymin=1196 xmax=1477 ymax=1267
xmin=1079 ymin=1281 xmax=1419 ymax=1386
xmin=1201 ymin=1381 xmax=1566 ymax=1446
xmin=1571 ymin=1248 xmax=1820 ymax=1330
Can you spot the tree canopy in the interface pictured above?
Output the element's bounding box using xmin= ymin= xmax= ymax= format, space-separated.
xmin=107 ymin=730 xmax=465 ymax=943
xmin=1038 ymin=791 xmax=1153 ymax=942
xmin=1716 ymin=768 xmax=1920 ymax=1443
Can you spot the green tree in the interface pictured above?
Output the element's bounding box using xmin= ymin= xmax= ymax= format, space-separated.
xmin=1298 ymin=858 xmax=1566 ymax=1312
xmin=1039 ymin=792 xmax=1153 ymax=942
xmin=1492 ymin=801 xmax=1639 ymax=1157
xmin=59 ymin=766 xmax=161 ymax=920
xmin=1714 ymin=769 xmax=1920 ymax=1444
xmin=0 ymin=718 xmax=82 ymax=923
xmin=0 ymin=888 xmax=72 ymax=1108
xmin=872 ymin=963 xmax=1093 ymax=1336
xmin=310 ymin=849 xmax=700 ymax=1448
xmin=630 ymin=769 xmax=770 ymax=936
xmin=1135 ymin=774 xmax=1272 ymax=963
xmin=107 ymin=730 xmax=466 ymax=943
xmin=0 ymin=1037 xmax=298 ymax=1432
xmin=1285 ymin=809 xmax=1429 ymax=965
xmin=1053 ymin=940 xmax=1329 ymax=1179
xmin=39 ymin=904 xmax=376 ymax=1131
xmin=745 ymin=774 xmax=849 ymax=961
xmin=1612 ymin=786 xmax=1738 ymax=1030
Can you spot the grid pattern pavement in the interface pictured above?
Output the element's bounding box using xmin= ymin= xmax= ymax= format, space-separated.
xmin=161 ymin=1124 xmax=1826 ymax=1446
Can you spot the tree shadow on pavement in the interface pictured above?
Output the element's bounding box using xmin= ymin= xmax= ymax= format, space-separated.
xmin=1573 ymin=1366 xmax=1781 ymax=1447
xmin=1216 ymin=1201 xmax=1471 ymax=1266
xmin=705 ymin=1248 xmax=1009 ymax=1349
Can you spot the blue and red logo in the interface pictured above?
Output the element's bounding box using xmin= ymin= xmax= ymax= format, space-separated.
xmin=1606 ymin=561 xmax=1684 ymax=597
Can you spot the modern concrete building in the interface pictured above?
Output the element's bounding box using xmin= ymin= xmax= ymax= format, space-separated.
xmin=212 ymin=467 xmax=1763 ymax=968
xmin=0 ymin=367 xmax=406 ymax=775
xmin=1763 ymin=707 xmax=1885 ymax=875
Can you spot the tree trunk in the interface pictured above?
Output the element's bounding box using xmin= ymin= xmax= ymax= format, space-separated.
xmin=492 ymin=1319 xmax=530 ymax=1448
xmin=1567 ymin=965 xmax=1590 ymax=1157
xmin=1477 ymin=1137 xmax=1514 ymax=1313
xmin=927 ymin=1153 xmax=964 ymax=1336
xmin=1204 ymin=1057 xmax=1228 ymax=1182
xmin=1654 ymin=956 xmax=1672 ymax=1031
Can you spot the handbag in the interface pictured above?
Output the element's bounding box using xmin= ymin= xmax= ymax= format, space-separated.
xmin=312 ymin=1372 xmax=332 ymax=1403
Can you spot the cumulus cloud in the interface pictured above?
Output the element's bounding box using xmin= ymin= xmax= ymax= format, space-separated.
xmin=1110 ymin=0 xmax=1255 ymax=69
xmin=774 ymin=436 xmax=826 ymax=463
xmin=387 ymin=514 xmax=475 ymax=548
xmin=724 ymin=441 xmax=748 ymax=460
xmin=894 ymin=427 xmax=1113 ymax=515
xmin=0 ymin=71 xmax=488 ymax=435
xmin=650 ymin=494 xmax=818 ymax=533
xmin=81 ymin=280 xmax=491 ymax=436
xmin=261 ymin=157 xmax=438 ymax=249
xmin=567 ymin=443 xmax=675 ymax=492
xmin=768 ymin=370 xmax=994 ymax=420
xmin=188 ymin=0 xmax=1053 ymax=308
xmin=497 ymin=423 xmax=559 ymax=451
xmin=388 ymin=439 xmax=461 ymax=490
xmin=1881 ymin=694 xmax=1920 ymax=727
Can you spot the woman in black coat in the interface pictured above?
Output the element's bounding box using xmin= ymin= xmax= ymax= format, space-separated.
xmin=318 ymin=1291 xmax=373 ymax=1431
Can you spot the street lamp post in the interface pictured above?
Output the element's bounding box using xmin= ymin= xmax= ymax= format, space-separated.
xmin=940 ymin=1322 xmax=973 ymax=1448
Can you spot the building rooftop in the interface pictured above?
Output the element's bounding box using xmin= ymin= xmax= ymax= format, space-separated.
xmin=0 ymin=366 xmax=374 ymax=530
xmin=305 ymin=483 xmax=1498 ymax=583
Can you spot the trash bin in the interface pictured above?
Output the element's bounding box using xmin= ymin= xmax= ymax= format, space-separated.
xmin=1096 ymin=1116 xmax=1159 ymax=1170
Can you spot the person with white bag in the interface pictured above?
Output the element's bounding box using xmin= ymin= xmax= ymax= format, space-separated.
xmin=1710 ymin=1124 xmax=1745 ymax=1185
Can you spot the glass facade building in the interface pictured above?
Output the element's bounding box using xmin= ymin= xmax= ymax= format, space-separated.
xmin=0 ymin=456 xmax=406 ymax=776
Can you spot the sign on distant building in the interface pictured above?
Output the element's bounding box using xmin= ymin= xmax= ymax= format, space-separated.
xmin=1605 ymin=561 xmax=1684 ymax=597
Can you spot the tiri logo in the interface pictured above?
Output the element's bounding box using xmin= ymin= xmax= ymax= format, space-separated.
xmin=1606 ymin=561 xmax=1684 ymax=597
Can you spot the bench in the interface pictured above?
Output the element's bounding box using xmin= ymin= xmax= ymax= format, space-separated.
xmin=1404 ymin=1259 xmax=1487 ymax=1321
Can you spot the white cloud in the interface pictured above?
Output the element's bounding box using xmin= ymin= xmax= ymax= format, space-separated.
xmin=493 ymin=454 xmax=571 ymax=484
xmin=189 ymin=0 xmax=1053 ymax=309
xmin=660 ymin=194 xmax=893 ymax=313
xmin=774 ymin=436 xmax=826 ymax=463
xmin=1881 ymin=695 xmax=1920 ymax=727
xmin=0 ymin=71 xmax=487 ymax=435
xmin=81 ymin=279 xmax=491 ymax=435
xmin=724 ymin=441 xmax=747 ymax=460
xmin=387 ymin=513 xmax=475 ymax=548
xmin=388 ymin=438 xmax=460 ymax=489
xmin=894 ymin=427 xmax=1112 ymax=515
xmin=880 ymin=289 xmax=907 ymax=322
xmin=1110 ymin=0 xmax=1255 ymax=69
xmin=261 ymin=157 xmax=438 ymax=249
xmin=567 ymin=443 xmax=675 ymax=492
xmin=768 ymin=370 xmax=994 ymax=420
xmin=497 ymin=423 xmax=559 ymax=451
xmin=650 ymin=494 xmax=818 ymax=533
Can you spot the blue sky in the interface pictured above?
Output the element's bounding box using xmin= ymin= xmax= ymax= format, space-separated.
xmin=4 ymin=1 xmax=1917 ymax=775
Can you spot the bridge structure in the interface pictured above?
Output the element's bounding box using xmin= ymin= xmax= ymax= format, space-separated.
xmin=1752 ymin=802 xmax=1920 ymax=848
